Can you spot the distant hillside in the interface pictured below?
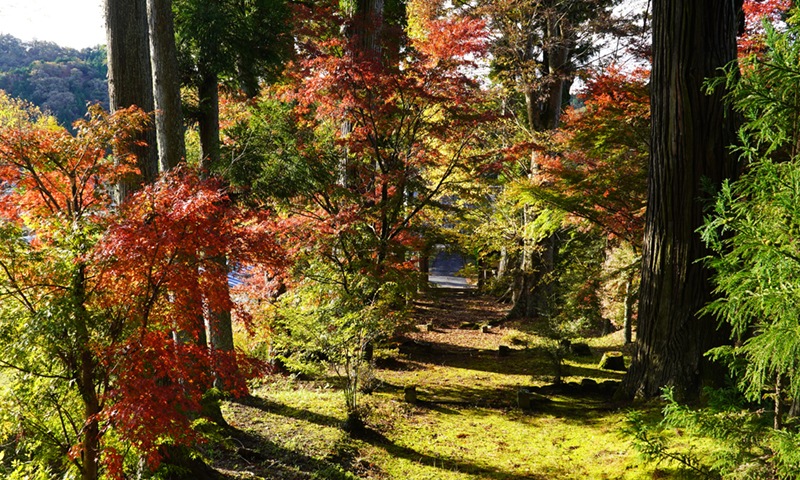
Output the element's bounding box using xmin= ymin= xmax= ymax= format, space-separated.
xmin=0 ymin=35 xmax=108 ymax=128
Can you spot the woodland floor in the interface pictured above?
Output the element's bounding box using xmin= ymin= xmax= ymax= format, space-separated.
xmin=202 ymin=289 xmax=682 ymax=479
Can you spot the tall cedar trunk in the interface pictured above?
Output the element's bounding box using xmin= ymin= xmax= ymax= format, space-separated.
xmin=507 ymin=17 xmax=569 ymax=320
xmin=356 ymin=0 xmax=384 ymax=52
xmin=147 ymin=0 xmax=185 ymax=172
xmin=198 ymin=69 xmax=220 ymax=171
xmin=622 ymin=0 xmax=741 ymax=399
xmin=195 ymin=69 xmax=237 ymax=395
xmin=105 ymin=0 xmax=158 ymax=200
xmin=340 ymin=0 xmax=384 ymax=187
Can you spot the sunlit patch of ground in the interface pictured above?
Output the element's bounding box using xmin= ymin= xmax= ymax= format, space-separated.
xmin=211 ymin=291 xmax=677 ymax=479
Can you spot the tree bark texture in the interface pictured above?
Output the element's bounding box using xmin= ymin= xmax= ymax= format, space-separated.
xmin=354 ymin=0 xmax=385 ymax=54
xmin=197 ymin=69 xmax=220 ymax=171
xmin=147 ymin=0 xmax=186 ymax=172
xmin=622 ymin=0 xmax=742 ymax=399
xmin=105 ymin=0 xmax=159 ymax=199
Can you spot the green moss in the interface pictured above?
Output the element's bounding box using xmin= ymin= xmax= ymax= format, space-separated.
xmin=214 ymin=295 xmax=677 ymax=478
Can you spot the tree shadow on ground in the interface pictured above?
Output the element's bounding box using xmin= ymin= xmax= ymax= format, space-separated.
xmin=220 ymin=396 xmax=567 ymax=479
xmin=351 ymin=426 xmax=559 ymax=480
xmin=229 ymin=394 xmax=342 ymax=428
xmin=386 ymin=341 xmax=625 ymax=382
xmin=403 ymin=386 xmax=628 ymax=427
xmin=207 ymin=425 xmax=365 ymax=479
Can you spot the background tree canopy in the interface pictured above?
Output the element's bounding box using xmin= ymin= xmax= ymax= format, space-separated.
xmin=0 ymin=34 xmax=108 ymax=128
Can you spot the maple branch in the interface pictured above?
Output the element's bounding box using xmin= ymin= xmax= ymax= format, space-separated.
xmin=0 ymin=260 xmax=37 ymax=313
xmin=390 ymin=134 xmax=471 ymax=241
xmin=49 ymin=388 xmax=82 ymax=450
xmin=0 ymin=357 xmax=72 ymax=380
xmin=19 ymin=153 xmax=63 ymax=216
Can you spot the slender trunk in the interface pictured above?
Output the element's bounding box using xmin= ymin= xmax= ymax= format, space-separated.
xmin=105 ymin=0 xmax=158 ymax=200
xmin=476 ymin=255 xmax=484 ymax=292
xmin=496 ymin=247 xmax=509 ymax=280
xmin=80 ymin=351 xmax=101 ymax=480
xmin=194 ymin=72 xmax=235 ymax=393
xmin=622 ymin=0 xmax=741 ymax=399
xmin=194 ymin=69 xmax=236 ymax=417
xmin=73 ymin=262 xmax=100 ymax=480
xmin=524 ymin=90 xmax=541 ymax=133
xmin=776 ymin=373 xmax=784 ymax=430
xmin=509 ymin=21 xmax=569 ymax=319
xmin=147 ymin=0 xmax=185 ymax=172
xmin=205 ymin=255 xmax=237 ymax=391
xmin=624 ymin=271 xmax=635 ymax=344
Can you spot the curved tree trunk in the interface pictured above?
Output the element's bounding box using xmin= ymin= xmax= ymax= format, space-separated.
xmin=105 ymin=0 xmax=158 ymax=201
xmin=622 ymin=0 xmax=742 ymax=399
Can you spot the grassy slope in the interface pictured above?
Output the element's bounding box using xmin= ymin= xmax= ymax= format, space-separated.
xmin=208 ymin=291 xmax=682 ymax=479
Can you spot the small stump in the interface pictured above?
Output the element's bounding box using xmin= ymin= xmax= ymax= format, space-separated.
xmin=570 ymin=342 xmax=592 ymax=357
xmin=361 ymin=342 xmax=373 ymax=362
xmin=404 ymin=385 xmax=417 ymax=404
xmin=580 ymin=378 xmax=598 ymax=393
xmin=480 ymin=325 xmax=492 ymax=334
xmin=518 ymin=387 xmax=551 ymax=409
xmin=599 ymin=351 xmax=626 ymax=371
xmin=498 ymin=345 xmax=511 ymax=357
xmin=417 ymin=323 xmax=433 ymax=332
xmin=459 ymin=322 xmax=480 ymax=330
xmin=518 ymin=387 xmax=532 ymax=409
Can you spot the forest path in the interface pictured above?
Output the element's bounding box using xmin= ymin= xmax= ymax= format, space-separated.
xmin=214 ymin=289 xmax=644 ymax=480
xmin=428 ymin=245 xmax=475 ymax=289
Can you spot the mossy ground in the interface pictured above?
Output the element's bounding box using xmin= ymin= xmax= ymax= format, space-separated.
xmin=207 ymin=290 xmax=686 ymax=479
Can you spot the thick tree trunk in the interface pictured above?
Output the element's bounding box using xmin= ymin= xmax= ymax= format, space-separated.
xmin=147 ymin=0 xmax=185 ymax=172
xmin=105 ymin=0 xmax=158 ymax=200
xmin=622 ymin=0 xmax=742 ymax=399
xmin=354 ymin=0 xmax=384 ymax=53
xmin=237 ymin=56 xmax=259 ymax=98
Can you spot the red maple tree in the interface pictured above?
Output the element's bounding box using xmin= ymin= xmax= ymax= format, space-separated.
xmin=275 ymin=2 xmax=494 ymax=282
xmin=534 ymin=65 xmax=650 ymax=249
xmin=0 ymin=104 xmax=284 ymax=479
xmin=739 ymin=0 xmax=792 ymax=56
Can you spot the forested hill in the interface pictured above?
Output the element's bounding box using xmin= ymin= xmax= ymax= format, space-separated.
xmin=0 ymin=35 xmax=108 ymax=128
